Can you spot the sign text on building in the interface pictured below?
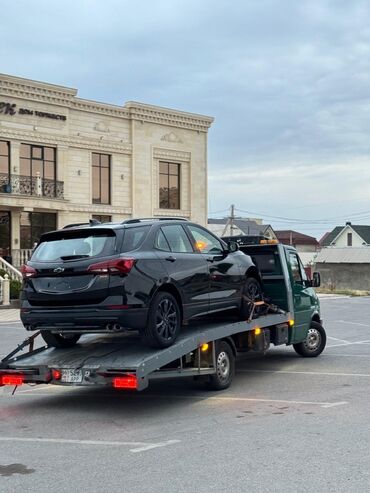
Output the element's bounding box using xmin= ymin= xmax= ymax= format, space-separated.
xmin=0 ymin=101 xmax=67 ymax=121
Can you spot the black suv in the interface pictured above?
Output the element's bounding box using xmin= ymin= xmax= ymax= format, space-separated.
xmin=20 ymin=218 xmax=262 ymax=349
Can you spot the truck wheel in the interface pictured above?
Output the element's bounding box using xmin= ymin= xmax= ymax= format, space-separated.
xmin=208 ymin=341 xmax=235 ymax=391
xmin=240 ymin=277 xmax=263 ymax=320
xmin=141 ymin=292 xmax=181 ymax=348
xmin=41 ymin=331 xmax=81 ymax=349
xmin=293 ymin=321 xmax=326 ymax=357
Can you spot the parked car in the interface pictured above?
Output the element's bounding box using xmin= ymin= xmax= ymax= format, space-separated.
xmin=20 ymin=218 xmax=263 ymax=349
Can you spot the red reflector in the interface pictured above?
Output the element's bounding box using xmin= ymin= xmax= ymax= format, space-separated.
xmin=106 ymin=305 xmax=129 ymax=310
xmin=52 ymin=369 xmax=61 ymax=380
xmin=88 ymin=258 xmax=135 ymax=275
xmin=20 ymin=264 xmax=37 ymax=278
xmin=112 ymin=375 xmax=137 ymax=389
xmin=0 ymin=375 xmax=24 ymax=386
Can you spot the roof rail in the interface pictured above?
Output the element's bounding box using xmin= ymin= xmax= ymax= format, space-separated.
xmin=121 ymin=217 xmax=189 ymax=225
xmin=62 ymin=219 xmax=101 ymax=229
xmin=62 ymin=222 xmax=89 ymax=229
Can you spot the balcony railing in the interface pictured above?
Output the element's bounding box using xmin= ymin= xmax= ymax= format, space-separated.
xmin=0 ymin=173 xmax=64 ymax=199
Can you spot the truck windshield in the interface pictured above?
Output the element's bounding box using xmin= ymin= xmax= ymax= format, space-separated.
xmin=31 ymin=231 xmax=116 ymax=262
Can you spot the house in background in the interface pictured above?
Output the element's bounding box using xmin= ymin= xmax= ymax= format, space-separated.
xmin=316 ymin=222 xmax=370 ymax=291
xmin=274 ymin=230 xmax=320 ymax=277
xmin=274 ymin=230 xmax=320 ymax=252
xmin=208 ymin=218 xmax=276 ymax=239
xmin=314 ymin=248 xmax=370 ymax=291
xmin=320 ymin=222 xmax=370 ymax=248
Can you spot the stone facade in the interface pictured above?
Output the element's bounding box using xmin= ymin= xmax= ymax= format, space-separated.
xmin=0 ymin=73 xmax=213 ymax=265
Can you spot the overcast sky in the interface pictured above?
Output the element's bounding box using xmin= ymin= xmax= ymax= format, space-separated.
xmin=2 ymin=0 xmax=370 ymax=237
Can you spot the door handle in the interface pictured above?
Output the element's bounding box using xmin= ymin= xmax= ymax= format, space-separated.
xmin=165 ymin=256 xmax=176 ymax=262
xmin=206 ymin=257 xmax=214 ymax=262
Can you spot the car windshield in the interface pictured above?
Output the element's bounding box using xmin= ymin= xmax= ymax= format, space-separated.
xmin=31 ymin=231 xmax=116 ymax=262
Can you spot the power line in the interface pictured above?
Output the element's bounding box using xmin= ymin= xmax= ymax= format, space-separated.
xmin=235 ymin=207 xmax=370 ymax=224
xmin=208 ymin=208 xmax=229 ymax=216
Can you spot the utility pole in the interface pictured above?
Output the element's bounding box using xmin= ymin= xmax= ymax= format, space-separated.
xmin=221 ymin=204 xmax=236 ymax=237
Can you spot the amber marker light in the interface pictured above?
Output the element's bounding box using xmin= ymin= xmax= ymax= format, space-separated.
xmin=254 ymin=328 xmax=262 ymax=335
xmin=288 ymin=320 xmax=295 ymax=327
xmin=201 ymin=343 xmax=209 ymax=352
xmin=196 ymin=241 xmax=207 ymax=251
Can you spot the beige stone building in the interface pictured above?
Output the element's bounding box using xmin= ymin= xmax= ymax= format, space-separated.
xmin=0 ymin=73 xmax=213 ymax=266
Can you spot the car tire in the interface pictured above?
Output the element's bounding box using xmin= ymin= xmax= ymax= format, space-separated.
xmin=41 ymin=331 xmax=81 ymax=349
xmin=240 ymin=277 xmax=263 ymax=320
xmin=207 ymin=340 xmax=235 ymax=391
xmin=141 ymin=291 xmax=181 ymax=348
xmin=293 ymin=321 xmax=326 ymax=357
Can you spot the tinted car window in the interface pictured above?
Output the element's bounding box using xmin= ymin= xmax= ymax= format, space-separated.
xmin=155 ymin=229 xmax=171 ymax=252
xmin=32 ymin=231 xmax=116 ymax=261
xmin=187 ymin=225 xmax=224 ymax=255
xmin=121 ymin=226 xmax=150 ymax=252
xmin=161 ymin=225 xmax=193 ymax=253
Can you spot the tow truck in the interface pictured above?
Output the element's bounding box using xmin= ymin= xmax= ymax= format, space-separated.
xmin=0 ymin=239 xmax=325 ymax=392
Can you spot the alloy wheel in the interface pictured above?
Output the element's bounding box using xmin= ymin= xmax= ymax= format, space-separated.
xmin=155 ymin=298 xmax=178 ymax=341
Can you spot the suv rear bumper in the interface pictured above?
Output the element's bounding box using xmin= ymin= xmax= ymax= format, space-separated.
xmin=20 ymin=306 xmax=148 ymax=332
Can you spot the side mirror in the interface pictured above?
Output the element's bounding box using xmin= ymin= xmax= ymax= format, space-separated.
xmin=227 ymin=241 xmax=239 ymax=253
xmin=312 ymin=271 xmax=321 ymax=287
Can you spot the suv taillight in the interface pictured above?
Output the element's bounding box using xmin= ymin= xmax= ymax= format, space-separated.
xmin=20 ymin=264 xmax=37 ymax=278
xmin=87 ymin=258 xmax=135 ymax=275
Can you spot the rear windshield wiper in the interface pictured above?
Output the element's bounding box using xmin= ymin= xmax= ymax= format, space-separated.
xmin=60 ymin=255 xmax=90 ymax=261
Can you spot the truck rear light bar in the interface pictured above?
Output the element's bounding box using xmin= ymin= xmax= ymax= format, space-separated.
xmin=112 ymin=375 xmax=137 ymax=389
xmin=0 ymin=374 xmax=24 ymax=386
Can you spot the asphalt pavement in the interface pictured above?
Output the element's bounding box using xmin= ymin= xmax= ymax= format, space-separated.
xmin=1 ymin=297 xmax=370 ymax=492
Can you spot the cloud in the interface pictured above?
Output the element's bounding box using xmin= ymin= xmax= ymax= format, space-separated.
xmin=1 ymin=0 xmax=370 ymax=236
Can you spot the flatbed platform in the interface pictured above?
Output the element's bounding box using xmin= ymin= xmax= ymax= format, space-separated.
xmin=0 ymin=312 xmax=291 ymax=391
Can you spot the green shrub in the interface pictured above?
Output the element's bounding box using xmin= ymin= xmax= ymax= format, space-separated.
xmin=0 ymin=269 xmax=23 ymax=299
xmin=10 ymin=279 xmax=22 ymax=300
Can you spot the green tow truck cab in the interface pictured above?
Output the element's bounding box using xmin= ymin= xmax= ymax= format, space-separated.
xmin=223 ymin=235 xmax=325 ymax=358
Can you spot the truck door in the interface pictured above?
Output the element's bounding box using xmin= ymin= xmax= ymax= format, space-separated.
xmin=286 ymin=250 xmax=312 ymax=343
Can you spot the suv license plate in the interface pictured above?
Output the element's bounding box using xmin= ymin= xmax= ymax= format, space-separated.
xmin=61 ymin=369 xmax=83 ymax=383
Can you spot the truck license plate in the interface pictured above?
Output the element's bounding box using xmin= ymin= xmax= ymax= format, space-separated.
xmin=61 ymin=369 xmax=83 ymax=383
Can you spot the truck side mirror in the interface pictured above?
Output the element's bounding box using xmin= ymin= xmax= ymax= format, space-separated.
xmin=312 ymin=272 xmax=321 ymax=287
xmin=227 ymin=241 xmax=239 ymax=253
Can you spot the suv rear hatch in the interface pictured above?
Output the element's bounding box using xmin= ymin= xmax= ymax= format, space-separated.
xmin=24 ymin=228 xmax=118 ymax=307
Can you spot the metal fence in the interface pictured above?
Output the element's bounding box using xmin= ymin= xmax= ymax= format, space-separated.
xmin=0 ymin=173 xmax=64 ymax=199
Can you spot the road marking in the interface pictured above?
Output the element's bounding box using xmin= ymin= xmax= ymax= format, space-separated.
xmin=323 ymin=353 xmax=370 ymax=358
xmin=321 ymin=401 xmax=348 ymax=408
xmin=15 ymin=385 xmax=68 ymax=394
xmin=335 ymin=320 xmax=370 ymax=328
xmin=130 ymin=440 xmax=181 ymax=453
xmin=205 ymin=396 xmax=347 ymax=408
xmin=237 ymin=369 xmax=370 ymax=377
xmin=0 ymin=436 xmax=180 ymax=453
xmin=327 ymin=340 xmax=370 ymax=348
xmin=0 ymin=387 xmax=347 ymax=408
xmin=328 ymin=336 xmax=351 ymax=344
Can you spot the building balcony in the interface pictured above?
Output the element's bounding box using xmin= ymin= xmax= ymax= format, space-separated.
xmin=0 ymin=173 xmax=64 ymax=199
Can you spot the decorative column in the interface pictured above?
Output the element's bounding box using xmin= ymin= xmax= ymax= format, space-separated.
xmin=10 ymin=141 xmax=21 ymax=194
xmin=10 ymin=210 xmax=21 ymax=267
xmin=56 ymin=144 xmax=68 ymax=199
